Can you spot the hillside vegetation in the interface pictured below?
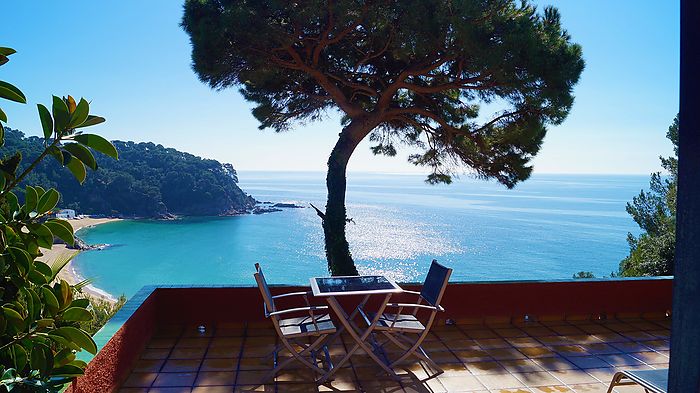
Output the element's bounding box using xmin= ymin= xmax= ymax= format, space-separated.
xmin=1 ymin=127 xmax=256 ymax=217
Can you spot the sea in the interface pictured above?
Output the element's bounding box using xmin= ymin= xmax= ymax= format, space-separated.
xmin=75 ymin=172 xmax=648 ymax=298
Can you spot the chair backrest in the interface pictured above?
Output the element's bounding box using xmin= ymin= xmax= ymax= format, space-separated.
xmin=254 ymin=263 xmax=276 ymax=316
xmin=420 ymin=260 xmax=452 ymax=308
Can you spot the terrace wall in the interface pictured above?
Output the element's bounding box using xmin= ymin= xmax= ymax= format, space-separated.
xmin=67 ymin=278 xmax=673 ymax=393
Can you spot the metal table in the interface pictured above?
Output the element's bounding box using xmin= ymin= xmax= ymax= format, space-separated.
xmin=310 ymin=275 xmax=403 ymax=381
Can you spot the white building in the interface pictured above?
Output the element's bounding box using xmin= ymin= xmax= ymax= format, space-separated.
xmin=55 ymin=209 xmax=76 ymax=219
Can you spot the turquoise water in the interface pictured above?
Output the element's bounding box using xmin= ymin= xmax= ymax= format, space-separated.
xmin=76 ymin=172 xmax=647 ymax=297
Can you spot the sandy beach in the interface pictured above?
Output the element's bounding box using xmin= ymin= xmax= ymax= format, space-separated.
xmin=38 ymin=217 xmax=121 ymax=303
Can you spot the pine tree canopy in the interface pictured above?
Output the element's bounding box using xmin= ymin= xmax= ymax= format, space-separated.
xmin=182 ymin=0 xmax=584 ymax=186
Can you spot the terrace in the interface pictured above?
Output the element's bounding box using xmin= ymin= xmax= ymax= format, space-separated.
xmin=67 ymin=277 xmax=672 ymax=393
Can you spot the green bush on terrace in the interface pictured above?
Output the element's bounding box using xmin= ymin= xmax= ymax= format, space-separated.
xmin=0 ymin=46 xmax=118 ymax=392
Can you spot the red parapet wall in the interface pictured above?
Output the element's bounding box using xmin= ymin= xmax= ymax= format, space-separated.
xmin=68 ymin=278 xmax=673 ymax=392
xmin=67 ymin=292 xmax=158 ymax=393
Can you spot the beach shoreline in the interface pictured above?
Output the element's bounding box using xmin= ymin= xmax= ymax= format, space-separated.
xmin=38 ymin=217 xmax=122 ymax=303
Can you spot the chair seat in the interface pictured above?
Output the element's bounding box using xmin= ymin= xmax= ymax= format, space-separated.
xmin=370 ymin=312 xmax=426 ymax=333
xmin=615 ymin=369 xmax=668 ymax=393
xmin=279 ymin=314 xmax=336 ymax=338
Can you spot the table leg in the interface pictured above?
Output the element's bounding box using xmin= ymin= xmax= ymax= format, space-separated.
xmin=321 ymin=294 xmax=398 ymax=382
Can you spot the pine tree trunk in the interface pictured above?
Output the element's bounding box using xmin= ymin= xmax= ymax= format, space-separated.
xmin=320 ymin=122 xmax=368 ymax=276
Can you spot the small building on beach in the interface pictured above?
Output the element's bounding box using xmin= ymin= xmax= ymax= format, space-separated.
xmin=55 ymin=209 xmax=76 ymax=219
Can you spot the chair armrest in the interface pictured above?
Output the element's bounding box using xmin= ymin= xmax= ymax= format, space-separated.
xmin=268 ymin=305 xmax=328 ymax=317
xmin=272 ymin=291 xmax=312 ymax=299
xmin=402 ymin=290 xmax=422 ymax=296
xmin=386 ymin=303 xmax=445 ymax=312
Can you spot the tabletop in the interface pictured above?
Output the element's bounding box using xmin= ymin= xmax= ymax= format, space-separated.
xmin=310 ymin=275 xmax=403 ymax=297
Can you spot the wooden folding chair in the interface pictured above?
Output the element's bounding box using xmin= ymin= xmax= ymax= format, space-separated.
xmin=359 ymin=260 xmax=452 ymax=373
xmin=253 ymin=263 xmax=336 ymax=381
xmin=607 ymin=369 xmax=668 ymax=393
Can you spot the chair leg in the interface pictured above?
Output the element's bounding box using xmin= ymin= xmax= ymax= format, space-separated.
xmin=380 ymin=331 xmax=443 ymax=374
xmin=263 ymin=334 xmax=330 ymax=382
xmin=606 ymin=372 xmax=625 ymax=393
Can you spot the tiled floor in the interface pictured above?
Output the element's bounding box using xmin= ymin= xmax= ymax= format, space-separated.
xmin=119 ymin=316 xmax=670 ymax=392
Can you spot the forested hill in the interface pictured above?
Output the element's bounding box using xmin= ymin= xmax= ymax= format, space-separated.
xmin=1 ymin=128 xmax=257 ymax=217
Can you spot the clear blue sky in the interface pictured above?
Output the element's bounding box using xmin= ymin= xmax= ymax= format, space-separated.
xmin=0 ymin=1 xmax=679 ymax=175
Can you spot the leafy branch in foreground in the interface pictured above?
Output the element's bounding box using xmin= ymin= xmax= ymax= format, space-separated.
xmin=1 ymin=46 xmax=118 ymax=392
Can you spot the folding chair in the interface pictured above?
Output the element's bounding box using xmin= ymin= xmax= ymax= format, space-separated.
xmin=360 ymin=260 xmax=452 ymax=373
xmin=253 ymin=263 xmax=336 ymax=381
xmin=606 ymin=368 xmax=668 ymax=393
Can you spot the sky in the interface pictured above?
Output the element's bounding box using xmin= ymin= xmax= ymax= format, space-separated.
xmin=0 ymin=1 xmax=679 ymax=175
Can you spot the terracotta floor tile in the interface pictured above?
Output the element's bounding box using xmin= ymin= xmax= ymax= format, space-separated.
xmin=597 ymin=354 xmax=644 ymax=367
xmin=170 ymin=347 xmax=207 ymax=360
xmin=584 ymin=367 xmax=617 ymax=384
xmin=133 ymin=359 xmax=165 ymax=373
xmin=548 ymin=325 xmax=585 ymax=336
xmin=520 ymin=327 xmax=557 ymax=337
xmin=591 ymin=333 xmax=630 ymax=343
xmin=200 ymin=358 xmax=238 ymax=372
xmin=498 ymin=359 xmax=545 ymax=373
xmin=465 ymin=361 xmax=509 ymax=375
xmin=485 ymin=347 xmax=526 ymax=360
xmin=176 ymin=338 xmax=211 ymax=349
xmin=238 ymin=356 xmax=273 ymax=370
xmin=450 ymin=339 xmax=482 ymax=351
xmin=195 ymin=371 xmax=236 ymax=386
xmin=437 ymin=374 xmax=486 ymax=391
xmin=274 ymin=369 xmax=316 ymax=383
xmin=439 ymin=362 xmax=470 ymax=376
xmin=549 ymin=345 xmax=588 ymax=357
xmin=641 ymin=340 xmax=669 ymax=351
xmin=454 ymin=349 xmax=493 ymax=362
xmin=575 ymin=324 xmax=613 ymax=334
xmin=235 ymin=371 xmax=270 ymax=386
xmin=580 ymin=343 xmax=619 ymax=355
xmin=476 ymin=373 xmax=525 ymax=390
xmin=356 ymin=378 xmax=403 ymax=392
xmin=647 ymin=330 xmax=670 ymax=340
xmin=529 ymin=386 xmax=573 ymax=392
xmin=530 ymin=356 xmax=577 ymax=371
xmin=234 ymin=384 xmax=275 ymax=392
xmin=548 ymin=370 xmax=597 ymax=384
xmin=568 ymin=383 xmax=611 ymax=393
xmin=149 ymin=338 xmax=178 ymax=349
xmin=210 ymin=338 xmax=244 ymax=347
xmin=476 ymin=338 xmax=512 ymax=349
xmin=609 ymin=342 xmax=652 ymax=353
xmin=628 ymin=351 xmax=669 ymax=365
xmin=162 ymin=359 xmax=202 ymax=373
xmin=564 ymin=356 xmax=611 ymax=370
xmin=621 ymin=331 xmax=657 ymax=341
xmin=242 ymin=346 xmax=276 ymax=357
xmin=142 ymin=349 xmax=172 ymax=360
xmin=518 ymin=347 xmax=556 ymax=359
xmin=275 ymin=383 xmax=320 ymax=392
xmin=206 ymin=346 xmax=241 ymax=359
xmin=149 ymin=388 xmax=193 ymax=393
xmin=466 ymin=329 xmax=501 ymax=339
xmin=493 ymin=328 xmax=528 ymax=338
xmin=152 ymin=372 xmax=197 ymax=387
xmin=512 ymin=371 xmax=562 ymax=387
xmin=123 ymin=372 xmax=158 ymax=388
xmin=537 ymin=336 xmax=572 ymax=346
xmin=118 ymin=389 xmax=148 ymax=393
xmin=191 ymin=387 xmax=235 ymax=393
xmin=317 ymin=368 xmax=358 ymax=392
xmin=507 ymin=337 xmax=542 ymax=348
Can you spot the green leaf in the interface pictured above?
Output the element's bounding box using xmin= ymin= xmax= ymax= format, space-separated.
xmin=0 ymin=81 xmax=26 ymax=103
xmin=27 ymin=269 xmax=48 ymax=285
xmin=52 ymin=95 xmax=70 ymax=132
xmin=74 ymin=115 xmax=105 ymax=129
xmin=34 ymin=261 xmax=53 ymax=278
xmin=65 ymin=154 xmax=87 ymax=184
xmin=63 ymin=143 xmax=97 ymax=170
xmin=57 ymin=279 xmax=72 ymax=310
xmin=42 ymin=287 xmax=59 ymax=316
xmin=0 ymin=47 xmax=16 ymax=56
xmin=0 ymin=120 xmax=4 ymax=147
xmin=37 ymin=104 xmax=54 ymax=140
xmin=2 ymin=307 xmax=23 ymax=330
xmin=70 ymin=299 xmax=90 ymax=309
xmin=48 ymin=146 xmax=65 ymax=165
xmin=45 ymin=219 xmax=74 ymax=246
xmin=8 ymin=246 xmax=32 ymax=275
xmin=54 ymin=348 xmax=76 ymax=367
xmin=0 ymin=55 xmax=8 ymax=66
xmin=0 ymin=107 xmax=6 ymax=123
xmin=50 ymin=326 xmax=97 ymax=354
xmin=51 ymin=364 xmax=84 ymax=378
xmin=36 ymin=188 xmax=60 ymax=214
xmin=48 ymin=334 xmax=81 ymax=351
xmin=31 ymin=343 xmax=53 ymax=377
xmin=69 ymin=98 xmax=89 ymax=128
xmin=72 ymin=134 xmax=118 ymax=159
xmin=10 ymin=344 xmax=27 ymax=371
xmin=29 ymin=223 xmax=54 ymax=249
xmin=61 ymin=307 xmax=92 ymax=322
xmin=24 ymin=185 xmax=38 ymax=212
xmin=0 ymin=174 xmax=5 ymax=191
